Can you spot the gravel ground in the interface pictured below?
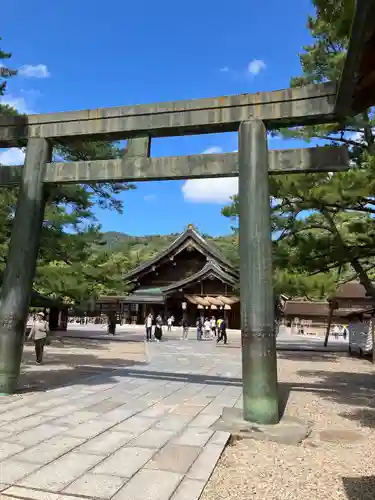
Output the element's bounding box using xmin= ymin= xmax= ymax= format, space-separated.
xmin=201 ymin=351 xmax=375 ymax=500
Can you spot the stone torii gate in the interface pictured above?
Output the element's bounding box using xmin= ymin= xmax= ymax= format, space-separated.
xmin=0 ymin=0 xmax=374 ymax=426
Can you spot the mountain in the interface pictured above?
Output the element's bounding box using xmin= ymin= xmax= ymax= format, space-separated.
xmin=99 ymin=231 xmax=239 ymax=268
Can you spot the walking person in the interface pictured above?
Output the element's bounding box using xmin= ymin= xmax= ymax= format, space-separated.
xmin=27 ymin=312 xmax=49 ymax=364
xmin=167 ymin=316 xmax=173 ymax=332
xmin=182 ymin=317 xmax=189 ymax=340
xmin=196 ymin=317 xmax=203 ymax=340
xmin=217 ymin=317 xmax=228 ymax=345
xmin=145 ymin=313 xmax=153 ymax=341
xmin=203 ymin=317 xmax=211 ymax=339
xmin=154 ymin=314 xmax=163 ymax=342
xmin=333 ymin=324 xmax=340 ymax=340
xmin=107 ymin=312 xmax=116 ymax=335
xmin=342 ymin=324 xmax=348 ymax=340
xmin=210 ymin=316 xmax=217 ymax=337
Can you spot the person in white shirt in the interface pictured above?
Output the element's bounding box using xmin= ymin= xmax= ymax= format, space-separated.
xmin=167 ymin=316 xmax=173 ymax=332
xmin=333 ymin=324 xmax=340 ymax=339
xmin=210 ymin=316 xmax=217 ymax=337
xmin=27 ymin=312 xmax=49 ymax=364
xmin=204 ymin=318 xmax=211 ymax=339
xmin=145 ymin=313 xmax=153 ymax=342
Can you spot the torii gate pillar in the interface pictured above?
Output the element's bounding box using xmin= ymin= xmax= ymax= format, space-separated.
xmin=239 ymin=120 xmax=279 ymax=424
xmin=0 ymin=138 xmax=51 ymax=394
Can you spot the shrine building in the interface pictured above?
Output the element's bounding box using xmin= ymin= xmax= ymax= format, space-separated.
xmin=96 ymin=225 xmax=240 ymax=327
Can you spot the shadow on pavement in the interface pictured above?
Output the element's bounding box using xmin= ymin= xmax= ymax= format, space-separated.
xmin=18 ymin=337 xmax=147 ymax=394
xmin=277 ymin=351 xmax=345 ymax=363
xmin=342 ymin=476 xmax=375 ymax=500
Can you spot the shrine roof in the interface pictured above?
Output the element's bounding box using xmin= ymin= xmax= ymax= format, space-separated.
xmin=123 ymin=226 xmax=237 ymax=281
xmin=121 ymin=260 xmax=237 ymax=303
xmin=283 ymin=300 xmax=361 ymax=318
xmin=122 ymin=288 xmax=165 ymax=304
xmin=329 ymin=280 xmax=373 ymax=301
xmin=162 ymin=259 xmax=238 ymax=295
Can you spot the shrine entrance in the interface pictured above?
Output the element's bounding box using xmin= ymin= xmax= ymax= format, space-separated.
xmin=0 ymin=1 xmax=374 ymax=426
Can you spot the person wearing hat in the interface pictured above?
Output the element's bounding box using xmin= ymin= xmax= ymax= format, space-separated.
xmin=27 ymin=312 xmax=49 ymax=364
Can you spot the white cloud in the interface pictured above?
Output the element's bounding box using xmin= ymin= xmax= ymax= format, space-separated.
xmin=0 ymin=94 xmax=34 ymax=114
xmin=0 ymin=148 xmax=25 ymax=165
xmin=18 ymin=64 xmax=50 ymax=78
xmin=182 ymin=177 xmax=238 ymax=204
xmin=247 ymin=59 xmax=266 ymax=75
xmin=202 ymin=146 xmax=223 ymax=154
xmin=219 ymin=60 xmax=266 ymax=79
xmin=181 ymin=146 xmax=237 ymax=204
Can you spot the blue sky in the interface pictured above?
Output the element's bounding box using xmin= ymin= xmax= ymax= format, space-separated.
xmin=0 ymin=0 xmax=316 ymax=236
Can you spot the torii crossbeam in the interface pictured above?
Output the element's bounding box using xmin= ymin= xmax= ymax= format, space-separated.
xmin=0 ymin=0 xmax=374 ymax=426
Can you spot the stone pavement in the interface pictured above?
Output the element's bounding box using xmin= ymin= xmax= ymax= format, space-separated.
xmin=64 ymin=323 xmax=349 ymax=352
xmin=0 ymin=340 xmax=242 ymax=500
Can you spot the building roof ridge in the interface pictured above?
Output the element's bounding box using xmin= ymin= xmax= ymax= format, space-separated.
xmin=123 ymin=225 xmax=236 ymax=281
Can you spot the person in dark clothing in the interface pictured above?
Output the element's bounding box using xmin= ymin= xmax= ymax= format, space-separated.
xmin=182 ymin=317 xmax=189 ymax=340
xmin=154 ymin=314 xmax=163 ymax=341
xmin=107 ymin=312 xmax=116 ymax=335
xmin=196 ymin=317 xmax=203 ymax=340
xmin=217 ymin=318 xmax=227 ymax=344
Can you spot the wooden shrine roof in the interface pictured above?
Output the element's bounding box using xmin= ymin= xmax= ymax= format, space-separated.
xmin=123 ymin=225 xmax=237 ymax=282
xmin=283 ymin=299 xmax=364 ymax=318
xmin=329 ymin=280 xmax=373 ymax=302
xmin=161 ymin=259 xmax=238 ymax=294
xmin=122 ymin=259 xmax=238 ymax=304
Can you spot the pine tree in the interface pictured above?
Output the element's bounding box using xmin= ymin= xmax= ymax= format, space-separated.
xmin=0 ymin=37 xmax=135 ymax=304
xmin=0 ymin=37 xmax=17 ymax=112
xmin=222 ymin=0 xmax=375 ymax=303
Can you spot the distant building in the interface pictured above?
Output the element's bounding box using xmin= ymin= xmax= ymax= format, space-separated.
xmin=281 ymin=299 xmax=351 ymax=335
xmin=281 ymin=281 xmax=375 ymax=335
xmin=96 ymin=225 xmax=240 ymax=327
xmin=329 ymin=280 xmax=373 ymax=310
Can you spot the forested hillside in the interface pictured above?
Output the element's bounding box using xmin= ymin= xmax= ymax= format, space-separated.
xmin=99 ymin=231 xmax=239 ymax=269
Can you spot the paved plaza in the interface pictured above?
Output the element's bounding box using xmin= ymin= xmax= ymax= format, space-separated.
xmin=0 ymin=328 xmax=353 ymax=499
xmin=63 ymin=323 xmax=349 ymax=352
xmin=0 ymin=337 xmax=242 ymax=500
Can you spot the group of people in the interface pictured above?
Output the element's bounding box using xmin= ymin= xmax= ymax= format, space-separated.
xmin=332 ymin=324 xmax=348 ymax=340
xmin=145 ymin=313 xmax=164 ymax=342
xmin=196 ymin=316 xmax=228 ymax=344
xmin=144 ymin=313 xmax=228 ymax=344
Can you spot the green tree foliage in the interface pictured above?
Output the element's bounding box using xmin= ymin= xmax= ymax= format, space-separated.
xmin=97 ymin=231 xmax=239 ymax=273
xmin=0 ymin=37 xmax=17 ymax=116
xmin=0 ymin=36 xmax=135 ymax=304
xmin=223 ymin=0 xmax=375 ymax=300
xmin=33 ymin=141 xmax=135 ymax=303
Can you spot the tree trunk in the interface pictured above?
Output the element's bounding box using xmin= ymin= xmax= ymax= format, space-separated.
xmin=324 ymin=302 xmax=334 ymax=347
